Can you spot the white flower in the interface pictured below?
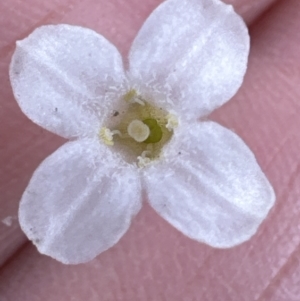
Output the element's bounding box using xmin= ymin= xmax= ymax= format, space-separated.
xmin=10 ymin=0 xmax=275 ymax=264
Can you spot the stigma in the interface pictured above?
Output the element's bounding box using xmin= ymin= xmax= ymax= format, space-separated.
xmin=127 ymin=120 xmax=150 ymax=142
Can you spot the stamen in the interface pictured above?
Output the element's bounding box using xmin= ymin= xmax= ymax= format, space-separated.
xmin=166 ymin=114 xmax=179 ymax=131
xmin=127 ymin=120 xmax=150 ymax=142
xmin=123 ymin=89 xmax=145 ymax=106
xmin=99 ymin=128 xmax=124 ymax=146
xmin=123 ymin=89 xmax=137 ymax=102
xmin=99 ymin=127 xmax=114 ymax=146
xmin=137 ymin=150 xmax=152 ymax=168
xmin=134 ymin=97 xmax=145 ymax=106
xmin=111 ymin=130 xmax=123 ymax=138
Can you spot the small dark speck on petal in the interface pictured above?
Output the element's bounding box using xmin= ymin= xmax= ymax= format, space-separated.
xmin=113 ymin=110 xmax=119 ymax=117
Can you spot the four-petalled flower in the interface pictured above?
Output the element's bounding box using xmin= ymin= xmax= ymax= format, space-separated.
xmin=10 ymin=0 xmax=275 ymax=264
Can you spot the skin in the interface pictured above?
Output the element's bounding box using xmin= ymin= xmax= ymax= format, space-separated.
xmin=0 ymin=0 xmax=300 ymax=299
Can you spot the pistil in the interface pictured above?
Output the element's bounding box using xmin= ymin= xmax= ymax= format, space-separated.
xmin=127 ymin=120 xmax=150 ymax=142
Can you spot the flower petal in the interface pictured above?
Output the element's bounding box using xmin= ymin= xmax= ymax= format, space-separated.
xmin=19 ymin=139 xmax=141 ymax=264
xmin=129 ymin=0 xmax=249 ymax=119
xmin=144 ymin=122 xmax=275 ymax=248
xmin=10 ymin=24 xmax=126 ymax=139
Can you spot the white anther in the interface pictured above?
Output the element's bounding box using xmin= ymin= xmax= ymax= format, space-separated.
xmin=127 ymin=120 xmax=150 ymax=142
xmin=137 ymin=150 xmax=152 ymax=168
xmin=124 ymin=90 xmax=145 ymax=106
xmin=100 ymin=127 xmax=114 ymax=145
xmin=166 ymin=114 xmax=179 ymax=131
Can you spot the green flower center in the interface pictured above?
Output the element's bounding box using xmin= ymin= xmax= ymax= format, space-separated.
xmin=99 ymin=89 xmax=178 ymax=167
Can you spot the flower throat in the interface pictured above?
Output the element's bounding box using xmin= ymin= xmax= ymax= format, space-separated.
xmin=100 ymin=89 xmax=177 ymax=167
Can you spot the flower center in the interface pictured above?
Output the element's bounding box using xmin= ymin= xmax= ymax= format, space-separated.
xmin=99 ymin=89 xmax=178 ymax=167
